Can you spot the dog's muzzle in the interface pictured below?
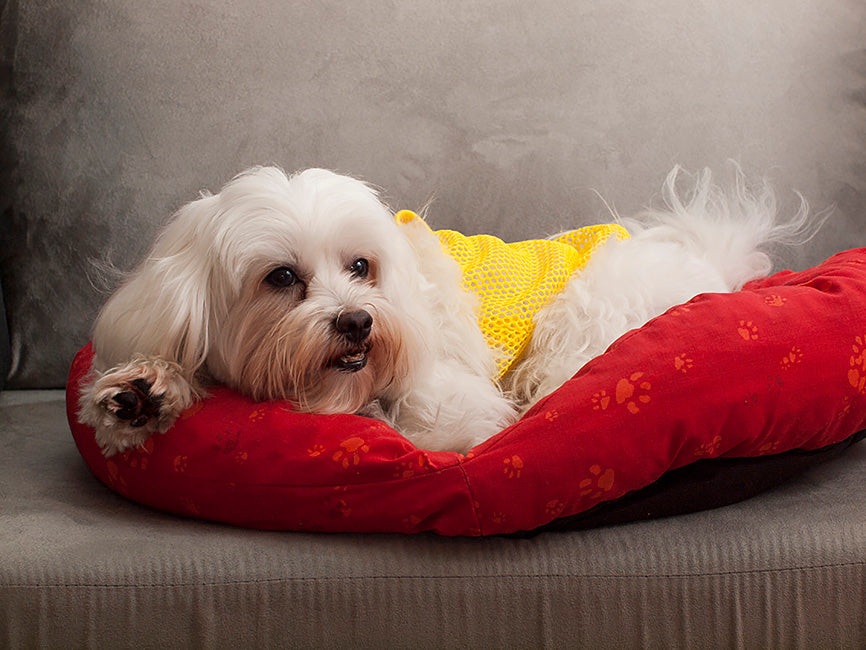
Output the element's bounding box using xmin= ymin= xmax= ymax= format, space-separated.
xmin=333 ymin=310 xmax=372 ymax=372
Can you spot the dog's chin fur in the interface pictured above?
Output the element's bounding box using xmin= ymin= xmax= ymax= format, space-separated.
xmin=79 ymin=164 xmax=816 ymax=457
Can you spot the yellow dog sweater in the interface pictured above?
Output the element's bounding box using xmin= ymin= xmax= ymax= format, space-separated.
xmin=395 ymin=211 xmax=630 ymax=380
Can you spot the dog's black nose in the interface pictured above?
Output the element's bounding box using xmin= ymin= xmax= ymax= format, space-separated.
xmin=335 ymin=309 xmax=373 ymax=343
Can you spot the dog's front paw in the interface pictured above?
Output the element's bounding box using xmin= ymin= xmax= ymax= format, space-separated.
xmin=78 ymin=357 xmax=198 ymax=457
xmin=107 ymin=378 xmax=165 ymax=428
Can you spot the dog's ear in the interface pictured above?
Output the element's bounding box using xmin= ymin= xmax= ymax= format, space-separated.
xmin=92 ymin=195 xmax=220 ymax=375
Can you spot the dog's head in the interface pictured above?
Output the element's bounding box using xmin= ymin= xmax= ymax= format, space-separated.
xmin=94 ymin=167 xmax=429 ymax=414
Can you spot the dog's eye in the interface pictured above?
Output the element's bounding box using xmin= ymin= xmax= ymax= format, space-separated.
xmin=349 ymin=258 xmax=369 ymax=279
xmin=265 ymin=267 xmax=298 ymax=288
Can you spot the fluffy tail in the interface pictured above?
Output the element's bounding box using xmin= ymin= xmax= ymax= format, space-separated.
xmin=619 ymin=165 xmax=822 ymax=290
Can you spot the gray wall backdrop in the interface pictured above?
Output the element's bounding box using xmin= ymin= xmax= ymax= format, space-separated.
xmin=2 ymin=0 xmax=865 ymax=388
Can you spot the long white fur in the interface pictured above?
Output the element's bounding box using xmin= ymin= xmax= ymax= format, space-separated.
xmin=79 ymin=165 xmax=812 ymax=456
xmin=505 ymin=166 xmax=813 ymax=407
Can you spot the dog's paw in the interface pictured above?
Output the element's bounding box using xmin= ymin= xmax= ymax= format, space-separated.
xmin=78 ymin=356 xmax=198 ymax=457
xmin=106 ymin=378 xmax=165 ymax=428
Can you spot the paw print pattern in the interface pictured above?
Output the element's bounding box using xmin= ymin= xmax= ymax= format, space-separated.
xmin=674 ymin=354 xmax=694 ymax=373
xmin=544 ymin=409 xmax=559 ymax=423
xmin=738 ymin=320 xmax=759 ymax=341
xmin=615 ymin=372 xmax=651 ymax=414
xmin=214 ymin=429 xmax=241 ymax=454
xmin=764 ymin=294 xmax=787 ymax=307
xmin=332 ymin=437 xmax=370 ymax=469
xmin=545 ymin=499 xmax=566 ymax=518
xmin=591 ymin=390 xmax=611 ymax=411
xmin=120 ymin=437 xmax=155 ymax=469
xmin=394 ymin=454 xmax=431 ymax=479
xmin=767 ymin=375 xmax=785 ymax=392
xmin=780 ymin=346 xmax=803 ymax=370
xmin=105 ymin=460 xmax=128 ymax=491
xmin=579 ymin=464 xmax=615 ymax=498
xmin=173 ymin=455 xmax=189 ymax=473
xmin=503 ymin=455 xmax=524 ymax=479
xmin=850 ymin=335 xmax=866 ymax=395
xmin=330 ymin=499 xmax=352 ymax=518
xmin=307 ymin=444 xmax=326 ymax=458
xmin=834 ymin=396 xmax=853 ymax=424
xmin=759 ymin=441 xmax=781 ymax=454
xmin=695 ymin=435 xmax=722 ymax=457
xmin=247 ymin=408 xmax=266 ymax=423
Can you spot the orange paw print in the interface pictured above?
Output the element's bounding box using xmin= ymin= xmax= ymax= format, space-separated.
xmin=579 ymin=464 xmax=615 ymax=498
xmin=307 ymin=444 xmax=325 ymax=458
xmin=544 ymin=409 xmax=559 ymax=422
xmin=121 ymin=436 xmax=154 ymax=469
xmin=214 ymin=429 xmax=240 ymax=454
xmin=248 ymin=408 xmax=266 ymax=422
xmin=393 ymin=455 xmax=430 ymax=479
xmin=674 ymin=354 xmax=694 ymax=373
xmin=491 ymin=512 xmax=508 ymax=525
xmin=234 ymin=450 xmax=248 ymax=463
xmin=849 ymin=335 xmax=866 ymax=394
xmin=759 ymin=440 xmax=781 ymax=453
xmin=503 ymin=455 xmax=524 ymax=479
xmin=834 ymin=396 xmax=852 ymax=424
xmin=545 ymin=499 xmax=566 ymax=518
xmin=780 ymin=346 xmax=803 ymax=369
xmin=738 ymin=320 xmax=759 ymax=341
xmin=105 ymin=460 xmax=128 ymax=491
xmin=764 ymin=294 xmax=787 ymax=307
xmin=615 ymin=372 xmax=651 ymax=414
xmin=591 ymin=390 xmax=611 ymax=411
xmin=332 ymin=437 xmax=370 ymax=469
xmin=695 ymin=435 xmax=722 ymax=457
xmin=173 ymin=455 xmax=189 ymax=473
xmin=330 ymin=499 xmax=351 ymax=518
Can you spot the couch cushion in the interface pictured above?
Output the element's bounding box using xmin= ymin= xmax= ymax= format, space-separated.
xmin=66 ymin=249 xmax=866 ymax=535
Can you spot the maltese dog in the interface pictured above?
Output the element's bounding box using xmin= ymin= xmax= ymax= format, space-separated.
xmin=79 ymin=165 xmax=808 ymax=456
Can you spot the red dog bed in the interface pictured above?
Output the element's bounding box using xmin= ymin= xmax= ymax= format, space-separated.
xmin=67 ymin=249 xmax=866 ymax=536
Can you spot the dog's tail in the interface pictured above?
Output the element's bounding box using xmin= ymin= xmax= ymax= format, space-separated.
xmin=619 ymin=165 xmax=823 ymax=290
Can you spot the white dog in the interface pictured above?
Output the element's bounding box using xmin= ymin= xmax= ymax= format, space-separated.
xmin=79 ymin=165 xmax=809 ymax=456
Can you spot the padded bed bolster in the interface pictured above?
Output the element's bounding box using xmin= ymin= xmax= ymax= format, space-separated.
xmin=67 ymin=248 xmax=866 ymax=535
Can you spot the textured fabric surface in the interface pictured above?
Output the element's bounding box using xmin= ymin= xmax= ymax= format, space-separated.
xmin=66 ymin=249 xmax=866 ymax=535
xmin=2 ymin=0 xmax=866 ymax=388
xmin=4 ymin=391 xmax=866 ymax=647
xmin=397 ymin=211 xmax=629 ymax=377
xmin=0 ymin=285 xmax=8 ymax=390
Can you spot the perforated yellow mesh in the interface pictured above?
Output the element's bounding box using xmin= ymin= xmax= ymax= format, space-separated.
xmin=395 ymin=210 xmax=629 ymax=379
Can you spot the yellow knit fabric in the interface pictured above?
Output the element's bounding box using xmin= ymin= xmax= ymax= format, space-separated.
xmin=395 ymin=210 xmax=630 ymax=380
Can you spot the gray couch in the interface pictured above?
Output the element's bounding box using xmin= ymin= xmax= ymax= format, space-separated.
xmin=3 ymin=1 xmax=866 ymax=646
